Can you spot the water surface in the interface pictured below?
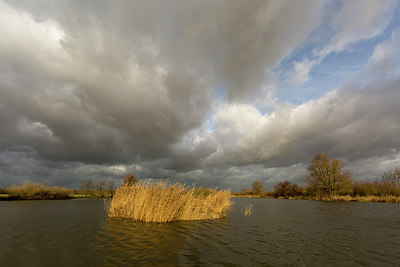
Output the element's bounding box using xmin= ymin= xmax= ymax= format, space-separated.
xmin=1 ymin=198 xmax=399 ymax=266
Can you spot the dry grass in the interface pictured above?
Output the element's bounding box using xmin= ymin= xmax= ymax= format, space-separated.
xmin=289 ymin=194 xmax=400 ymax=203
xmin=8 ymin=183 xmax=73 ymax=200
xmin=244 ymin=204 xmax=252 ymax=216
xmin=107 ymin=180 xmax=232 ymax=223
xmin=323 ymin=195 xmax=400 ymax=203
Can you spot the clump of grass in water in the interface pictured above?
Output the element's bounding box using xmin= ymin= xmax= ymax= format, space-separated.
xmin=244 ymin=204 xmax=252 ymax=216
xmin=107 ymin=180 xmax=232 ymax=223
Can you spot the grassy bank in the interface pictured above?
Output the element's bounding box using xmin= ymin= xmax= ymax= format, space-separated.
xmin=3 ymin=183 xmax=73 ymax=200
xmin=0 ymin=182 xmax=115 ymax=201
xmin=305 ymin=195 xmax=400 ymax=203
xmin=108 ymin=180 xmax=232 ymax=223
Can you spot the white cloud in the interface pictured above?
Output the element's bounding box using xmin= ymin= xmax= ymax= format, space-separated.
xmin=208 ymin=73 xmax=400 ymax=168
xmin=0 ymin=2 xmax=65 ymax=65
xmin=362 ymin=26 xmax=400 ymax=79
xmin=290 ymin=59 xmax=316 ymax=84
xmin=288 ymin=0 xmax=397 ymax=86
xmin=328 ymin=0 xmax=395 ymax=53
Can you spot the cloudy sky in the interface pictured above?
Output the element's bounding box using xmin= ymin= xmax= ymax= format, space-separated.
xmin=1 ymin=0 xmax=400 ymax=190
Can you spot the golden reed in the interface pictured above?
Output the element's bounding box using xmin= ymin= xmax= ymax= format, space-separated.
xmin=107 ymin=180 xmax=232 ymax=223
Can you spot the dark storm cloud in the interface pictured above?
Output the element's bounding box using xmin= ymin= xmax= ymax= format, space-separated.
xmin=1 ymin=0 xmax=399 ymax=188
xmin=0 ymin=0 xmax=324 ymax=165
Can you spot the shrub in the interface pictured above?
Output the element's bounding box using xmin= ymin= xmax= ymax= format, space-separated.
xmin=352 ymin=180 xmax=400 ymax=197
xmin=252 ymin=180 xmax=264 ymax=195
xmin=89 ymin=189 xmax=109 ymax=198
xmin=240 ymin=187 xmax=251 ymax=195
xmin=273 ymin=181 xmax=302 ymax=198
xmin=0 ymin=187 xmax=8 ymax=194
xmin=108 ymin=180 xmax=232 ymax=223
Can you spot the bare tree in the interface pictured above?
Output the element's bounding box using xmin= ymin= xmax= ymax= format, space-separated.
xmin=81 ymin=179 xmax=95 ymax=198
xmin=106 ymin=181 xmax=115 ymax=197
xmin=381 ymin=168 xmax=400 ymax=188
xmin=96 ymin=181 xmax=106 ymax=191
xmin=307 ymin=153 xmax=353 ymax=197
xmin=252 ymin=180 xmax=264 ymax=195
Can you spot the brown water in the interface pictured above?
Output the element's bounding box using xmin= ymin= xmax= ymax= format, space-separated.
xmin=1 ymin=198 xmax=399 ymax=266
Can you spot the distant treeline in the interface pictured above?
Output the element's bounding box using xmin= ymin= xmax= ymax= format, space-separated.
xmin=236 ymin=153 xmax=400 ymax=203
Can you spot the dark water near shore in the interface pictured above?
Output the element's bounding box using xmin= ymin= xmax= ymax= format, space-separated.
xmin=1 ymin=198 xmax=400 ymax=266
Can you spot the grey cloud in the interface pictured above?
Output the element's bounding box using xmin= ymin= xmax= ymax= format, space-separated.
xmin=9 ymin=0 xmax=325 ymax=99
xmin=0 ymin=0 xmax=325 ymax=167
xmin=163 ymin=136 xmax=217 ymax=172
xmin=0 ymin=1 xmax=214 ymax=165
xmin=209 ymin=77 xmax=400 ymax=169
xmin=208 ymin=23 xmax=400 ymax=169
xmin=1 ymin=1 xmax=399 ymax=189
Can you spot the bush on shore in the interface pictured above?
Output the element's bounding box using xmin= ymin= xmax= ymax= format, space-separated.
xmin=79 ymin=180 xmax=115 ymax=198
xmin=273 ymin=181 xmax=302 ymax=198
xmin=108 ymin=180 xmax=232 ymax=223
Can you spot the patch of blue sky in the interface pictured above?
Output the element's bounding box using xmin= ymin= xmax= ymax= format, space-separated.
xmin=273 ymin=15 xmax=400 ymax=106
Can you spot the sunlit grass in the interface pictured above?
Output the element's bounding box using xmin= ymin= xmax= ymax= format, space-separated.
xmin=71 ymin=194 xmax=87 ymax=198
xmin=320 ymin=195 xmax=400 ymax=203
xmin=107 ymin=180 xmax=232 ymax=223
xmin=7 ymin=183 xmax=73 ymax=200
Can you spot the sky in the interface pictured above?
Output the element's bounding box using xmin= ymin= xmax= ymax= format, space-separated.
xmin=1 ymin=0 xmax=400 ymax=191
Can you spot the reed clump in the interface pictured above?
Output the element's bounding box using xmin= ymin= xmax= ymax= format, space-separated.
xmin=244 ymin=204 xmax=252 ymax=216
xmin=107 ymin=180 xmax=232 ymax=223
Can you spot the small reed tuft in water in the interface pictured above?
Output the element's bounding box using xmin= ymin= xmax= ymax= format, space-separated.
xmin=107 ymin=180 xmax=232 ymax=223
xmin=244 ymin=204 xmax=252 ymax=216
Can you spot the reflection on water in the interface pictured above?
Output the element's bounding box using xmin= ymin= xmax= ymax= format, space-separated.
xmin=98 ymin=219 xmax=191 ymax=265
xmin=1 ymin=198 xmax=400 ymax=266
xmin=97 ymin=216 xmax=235 ymax=265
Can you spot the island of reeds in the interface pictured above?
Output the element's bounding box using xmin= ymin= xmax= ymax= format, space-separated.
xmin=107 ymin=180 xmax=232 ymax=223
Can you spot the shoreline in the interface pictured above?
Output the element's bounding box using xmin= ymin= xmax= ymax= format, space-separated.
xmin=0 ymin=194 xmax=109 ymax=201
xmin=231 ymin=194 xmax=400 ymax=203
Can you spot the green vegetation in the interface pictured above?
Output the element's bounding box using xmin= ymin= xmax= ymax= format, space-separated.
xmin=108 ymin=180 xmax=232 ymax=223
xmin=236 ymin=153 xmax=400 ymax=203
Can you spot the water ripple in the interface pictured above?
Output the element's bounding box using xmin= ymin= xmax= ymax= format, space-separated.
xmin=1 ymin=198 xmax=400 ymax=266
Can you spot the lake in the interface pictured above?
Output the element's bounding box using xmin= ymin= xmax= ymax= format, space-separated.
xmin=1 ymin=198 xmax=399 ymax=266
